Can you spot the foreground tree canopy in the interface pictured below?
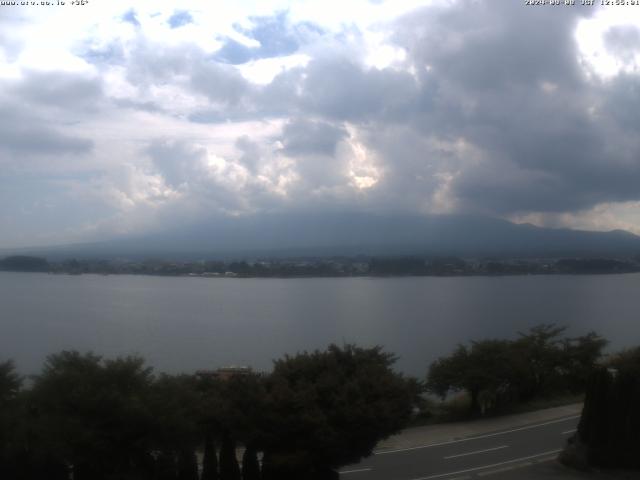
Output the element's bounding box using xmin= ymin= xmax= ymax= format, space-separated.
xmin=261 ymin=345 xmax=420 ymax=478
xmin=426 ymin=325 xmax=608 ymax=415
xmin=573 ymin=347 xmax=640 ymax=470
xmin=0 ymin=344 xmax=418 ymax=480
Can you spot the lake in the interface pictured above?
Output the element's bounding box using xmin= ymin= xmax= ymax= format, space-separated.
xmin=1 ymin=272 xmax=639 ymax=377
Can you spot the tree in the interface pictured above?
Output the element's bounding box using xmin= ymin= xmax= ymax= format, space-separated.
xmin=147 ymin=373 xmax=203 ymax=480
xmin=511 ymin=324 xmax=567 ymax=400
xmin=0 ymin=360 xmax=21 ymax=404
xmin=199 ymin=371 xmax=267 ymax=480
xmin=427 ymin=340 xmax=514 ymax=415
xmin=177 ymin=448 xmax=199 ymax=480
xmin=219 ymin=432 xmax=241 ymax=480
xmin=241 ymin=444 xmax=261 ymax=480
xmin=561 ymin=331 xmax=608 ymax=393
xmin=368 ymin=257 xmax=428 ymax=275
xmin=426 ymin=325 xmax=605 ymax=415
xmin=156 ymin=450 xmax=179 ymax=480
xmin=201 ymin=433 xmax=219 ymax=480
xmin=0 ymin=360 xmax=23 ymax=479
xmin=0 ymin=255 xmax=49 ymax=272
xmin=211 ymin=373 xmax=268 ymax=448
xmin=608 ymin=346 xmax=640 ymax=372
xmin=29 ymin=351 xmax=155 ymax=480
xmin=575 ymin=347 xmax=640 ymax=469
xmin=260 ymin=344 xmax=418 ymax=478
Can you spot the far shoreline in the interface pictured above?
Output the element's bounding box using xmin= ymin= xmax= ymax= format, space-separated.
xmin=2 ymin=270 xmax=640 ymax=280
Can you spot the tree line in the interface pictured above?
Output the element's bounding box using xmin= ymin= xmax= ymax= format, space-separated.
xmin=426 ymin=325 xmax=608 ymax=416
xmin=3 ymin=254 xmax=640 ymax=277
xmin=1 ymin=326 xmax=632 ymax=479
xmin=0 ymin=345 xmax=418 ymax=480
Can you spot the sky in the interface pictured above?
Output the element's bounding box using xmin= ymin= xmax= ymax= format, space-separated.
xmin=1 ymin=0 xmax=640 ymax=248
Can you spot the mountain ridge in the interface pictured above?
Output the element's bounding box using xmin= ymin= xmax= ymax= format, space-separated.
xmin=3 ymin=213 xmax=640 ymax=260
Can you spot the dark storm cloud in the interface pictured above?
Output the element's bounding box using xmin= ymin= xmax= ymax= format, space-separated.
xmin=189 ymin=60 xmax=250 ymax=104
xmin=0 ymin=106 xmax=93 ymax=156
xmin=396 ymin=2 xmax=588 ymax=92
xmin=192 ymin=56 xmax=419 ymax=123
xmin=9 ymin=0 xmax=640 ymax=246
xmin=10 ymin=70 xmax=103 ymax=111
xmin=601 ymin=73 xmax=640 ymax=126
xmin=215 ymin=11 xmax=323 ymax=64
xmin=297 ymin=57 xmax=419 ymax=120
xmin=188 ymin=54 xmax=418 ymax=124
xmin=168 ymin=2 xmax=633 ymax=217
xmin=164 ymin=0 xmax=640 ymax=219
xmin=147 ymin=140 xmax=206 ymax=188
xmin=120 ymin=41 xmax=251 ymax=107
xmin=188 ymin=66 xmax=304 ymax=122
xmin=358 ymin=0 xmax=640 ymax=216
xmin=235 ymin=135 xmax=262 ymax=172
xmin=12 ymin=0 xmax=635 ymax=230
xmin=280 ymin=118 xmax=347 ymax=156
xmin=252 ymin=66 xmax=304 ymax=116
xmin=0 ymin=71 xmax=100 ymax=163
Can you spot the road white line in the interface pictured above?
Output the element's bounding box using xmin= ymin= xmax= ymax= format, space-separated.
xmin=376 ymin=415 xmax=579 ymax=455
xmin=534 ymin=456 xmax=559 ymax=463
xmin=340 ymin=468 xmax=372 ymax=474
xmin=444 ymin=445 xmax=508 ymax=460
xmin=407 ymin=449 xmax=561 ymax=480
xmin=477 ymin=462 xmax=532 ymax=477
xmin=561 ymin=429 xmax=577 ymax=435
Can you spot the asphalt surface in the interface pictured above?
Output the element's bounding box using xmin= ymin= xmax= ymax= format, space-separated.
xmin=339 ymin=414 xmax=580 ymax=480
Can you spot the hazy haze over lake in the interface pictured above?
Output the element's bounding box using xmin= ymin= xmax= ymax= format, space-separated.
xmin=2 ymin=272 xmax=638 ymax=377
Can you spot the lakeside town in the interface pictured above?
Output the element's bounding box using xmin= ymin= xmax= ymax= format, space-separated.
xmin=2 ymin=254 xmax=640 ymax=277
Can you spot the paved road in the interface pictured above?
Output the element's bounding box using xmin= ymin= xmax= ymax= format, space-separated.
xmin=340 ymin=414 xmax=580 ymax=480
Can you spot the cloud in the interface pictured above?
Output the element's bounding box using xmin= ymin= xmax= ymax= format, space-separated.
xmin=168 ymin=10 xmax=193 ymax=29
xmin=280 ymin=118 xmax=347 ymax=156
xmin=367 ymin=1 xmax=640 ymax=218
xmin=395 ymin=2 xmax=587 ymax=92
xmin=0 ymin=8 xmax=24 ymax=61
xmin=121 ymin=9 xmax=141 ymax=28
xmin=601 ymin=73 xmax=640 ymax=127
xmin=10 ymin=70 xmax=103 ymax=111
xmin=147 ymin=139 xmax=208 ymax=189
xmin=604 ymin=24 xmax=640 ymax=64
xmin=80 ymin=42 xmax=126 ymax=66
xmin=215 ymin=11 xmax=323 ymax=64
xmin=297 ymin=57 xmax=419 ymax=120
xmin=4 ymin=0 xmax=640 ymax=246
xmin=110 ymin=40 xmax=251 ymax=112
xmin=235 ymin=135 xmax=262 ymax=173
xmin=143 ymin=136 xmax=293 ymax=218
xmin=189 ymin=59 xmax=251 ymax=105
xmin=0 ymin=105 xmax=93 ymax=158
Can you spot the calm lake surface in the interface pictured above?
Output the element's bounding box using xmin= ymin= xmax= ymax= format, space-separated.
xmin=1 ymin=272 xmax=639 ymax=377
